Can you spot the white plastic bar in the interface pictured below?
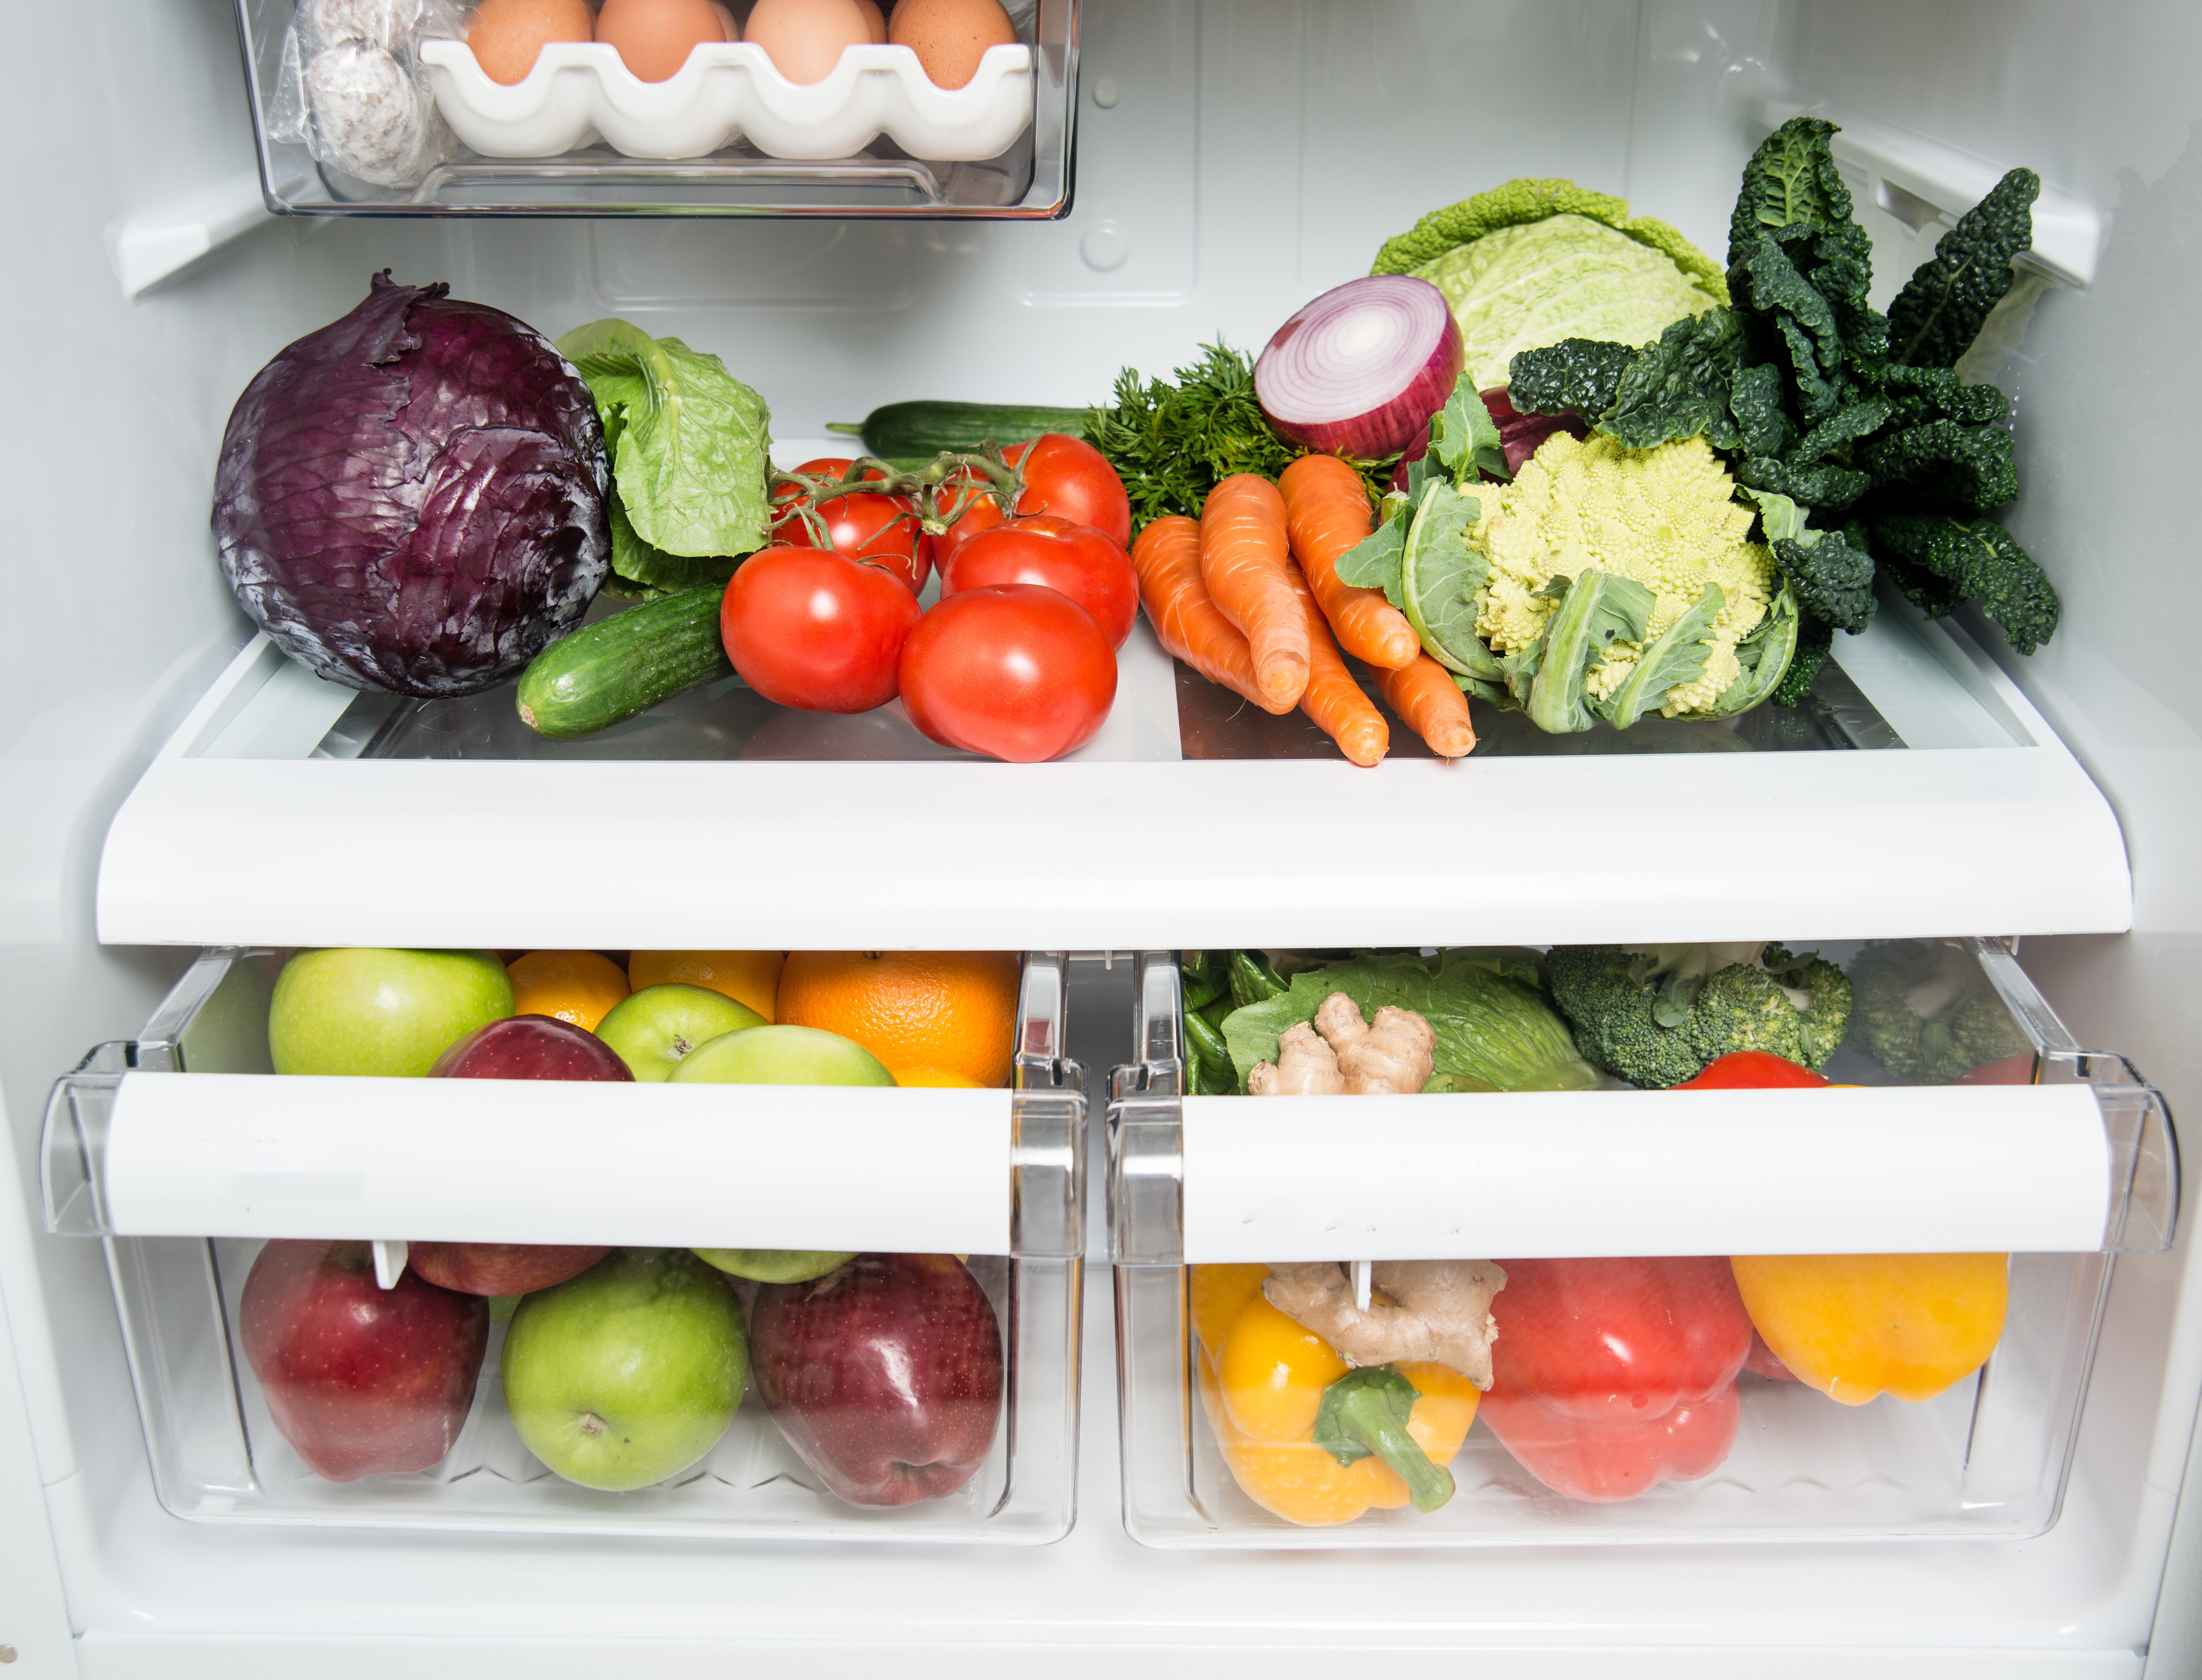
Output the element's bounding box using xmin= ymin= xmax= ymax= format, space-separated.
xmin=1180 ymin=1084 xmax=2112 ymax=1261
xmin=97 ymin=630 xmax=2133 ymax=949
xmin=100 ymin=1073 xmax=1014 ymax=1255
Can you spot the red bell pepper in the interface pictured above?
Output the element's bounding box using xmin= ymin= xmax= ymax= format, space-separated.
xmin=1675 ymin=1051 xmax=1829 ymax=1089
xmin=1479 ymin=1256 xmax=1754 ymax=1502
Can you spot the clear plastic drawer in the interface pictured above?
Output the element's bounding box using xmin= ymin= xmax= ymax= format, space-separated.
xmin=1106 ymin=940 xmax=2176 ymax=1547
xmin=44 ymin=948 xmax=1084 ymax=1542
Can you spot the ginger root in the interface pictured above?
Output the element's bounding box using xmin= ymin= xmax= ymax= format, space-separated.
xmin=1246 ymin=993 xmax=1435 ymax=1096
xmin=1262 ymin=1259 xmax=1508 ymax=1389
xmin=1246 ymin=1021 xmax=1344 ymax=1095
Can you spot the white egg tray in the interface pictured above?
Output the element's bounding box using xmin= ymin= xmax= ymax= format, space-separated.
xmin=418 ymin=38 xmax=1034 ymax=162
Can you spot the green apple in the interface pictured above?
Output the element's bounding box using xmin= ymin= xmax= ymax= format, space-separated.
xmin=594 ymin=984 xmax=765 ymax=1082
xmin=692 ymin=1248 xmax=856 ymax=1284
xmin=668 ymin=1024 xmax=896 ymax=1088
xmin=267 ymin=948 xmax=514 ymax=1077
xmin=501 ymin=1248 xmax=747 ymax=1492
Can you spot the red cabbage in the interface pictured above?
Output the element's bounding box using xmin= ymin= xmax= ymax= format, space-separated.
xmin=213 ymin=272 xmax=610 ymax=697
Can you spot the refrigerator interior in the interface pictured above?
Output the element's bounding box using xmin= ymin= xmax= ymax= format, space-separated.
xmin=4 ymin=0 xmax=2202 ymax=1674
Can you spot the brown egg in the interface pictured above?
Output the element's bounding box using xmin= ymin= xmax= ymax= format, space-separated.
xmin=465 ymin=0 xmax=595 ymax=85
xmin=744 ymin=0 xmax=872 ymax=82
xmin=595 ymin=0 xmax=725 ymax=79
xmin=888 ymin=0 xmax=1012 ymax=88
xmin=853 ymin=0 xmax=886 ymax=43
xmin=711 ymin=0 xmax=738 ymax=37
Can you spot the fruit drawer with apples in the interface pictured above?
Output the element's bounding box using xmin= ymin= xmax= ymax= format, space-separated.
xmin=1104 ymin=943 xmax=2177 ymax=1548
xmin=43 ymin=947 xmax=1084 ymax=1542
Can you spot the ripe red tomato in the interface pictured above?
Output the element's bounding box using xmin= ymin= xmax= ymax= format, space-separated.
xmin=937 ymin=434 xmax=1132 ymax=560
xmin=772 ymin=457 xmax=931 ymax=595
xmin=720 ymin=545 xmax=922 ymax=714
xmin=938 ymin=514 xmax=1138 ymax=648
xmin=898 ymin=585 xmax=1118 ymax=762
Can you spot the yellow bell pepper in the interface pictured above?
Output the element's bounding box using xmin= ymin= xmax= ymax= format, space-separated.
xmin=1729 ymin=1253 xmax=2009 ymax=1404
xmin=1190 ymin=1266 xmax=1480 ymax=1525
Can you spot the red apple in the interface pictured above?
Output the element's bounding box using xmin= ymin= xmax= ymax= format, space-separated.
xmin=429 ymin=1014 xmax=634 ymax=1081
xmin=412 ymin=1015 xmax=628 ymax=1294
xmin=239 ymin=1239 xmax=489 ymax=1481
xmin=749 ymin=1253 xmax=1003 ymax=1507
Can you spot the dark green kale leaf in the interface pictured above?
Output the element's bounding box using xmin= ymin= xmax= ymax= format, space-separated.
xmin=1735 ymin=238 xmax=1847 ymax=421
xmin=1772 ymin=521 xmax=1878 ymax=635
xmin=1792 ymin=397 xmax=1895 ymax=464
xmin=1730 ymin=115 xmax=1857 ymax=260
xmin=1726 ymin=363 xmax=1791 ymax=456
xmin=1864 ymin=419 xmax=2020 ymax=512
xmin=1506 ymin=338 xmax=1638 ymax=419
xmin=1870 ymin=514 xmax=2060 ymax=653
xmin=1601 ymin=308 xmax=1752 ymax=448
xmin=1770 ymin=608 xmax=1836 ymax=707
xmin=1881 ymin=362 xmax=2012 ymax=428
xmin=1887 ymin=168 xmax=2042 ymax=368
xmin=1736 ymin=455 xmax=1873 ymax=511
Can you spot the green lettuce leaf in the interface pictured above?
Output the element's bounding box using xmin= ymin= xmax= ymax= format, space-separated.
xmin=1219 ymin=949 xmax=1597 ymax=1094
xmin=605 ymin=492 xmax=741 ymax=598
xmin=558 ymin=318 xmax=771 ymax=565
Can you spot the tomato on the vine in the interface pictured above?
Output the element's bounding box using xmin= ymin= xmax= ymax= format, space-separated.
xmin=772 ymin=456 xmax=932 ymax=595
xmin=721 ymin=544 xmax=921 ymax=714
xmin=937 ymin=433 xmax=1132 ymax=560
xmin=938 ymin=514 xmax=1138 ymax=648
xmin=898 ymin=585 xmax=1118 ymax=763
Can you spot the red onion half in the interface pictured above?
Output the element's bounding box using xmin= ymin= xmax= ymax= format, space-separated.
xmin=1254 ymin=275 xmax=1465 ymax=459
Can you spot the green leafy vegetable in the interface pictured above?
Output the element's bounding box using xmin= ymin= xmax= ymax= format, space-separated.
xmin=1493 ymin=120 xmax=2059 ymax=694
xmin=1431 ymin=373 xmax=1509 ymax=481
xmin=1333 ymin=512 xmax=1407 ymax=601
xmin=1525 ymin=570 xmax=1657 ymax=734
xmin=1591 ymin=583 xmax=1723 ymax=729
xmin=1870 ymin=514 xmax=2060 ymax=653
xmin=557 ymin=319 xmax=771 ymax=583
xmin=1887 ymin=169 xmax=2043 ymax=369
xmin=1084 ymin=342 xmax=1393 ymax=529
xmin=1219 ymin=950 xmax=1597 ymax=1096
xmin=1398 ymin=483 xmax=1495 ymax=678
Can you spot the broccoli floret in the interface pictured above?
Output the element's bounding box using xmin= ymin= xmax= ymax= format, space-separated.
xmin=1846 ymin=940 xmax=2032 ymax=1083
xmin=1545 ymin=942 xmax=1852 ymax=1088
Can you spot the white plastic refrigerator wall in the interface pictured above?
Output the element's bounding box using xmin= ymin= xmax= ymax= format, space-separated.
xmin=5 ymin=0 xmax=2202 ymax=1674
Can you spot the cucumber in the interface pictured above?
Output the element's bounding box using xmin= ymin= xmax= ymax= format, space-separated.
xmin=826 ymin=401 xmax=1092 ymax=460
xmin=516 ymin=585 xmax=733 ymax=739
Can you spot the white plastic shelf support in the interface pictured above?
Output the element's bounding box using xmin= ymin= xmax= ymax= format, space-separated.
xmin=105 ymin=170 xmax=285 ymax=301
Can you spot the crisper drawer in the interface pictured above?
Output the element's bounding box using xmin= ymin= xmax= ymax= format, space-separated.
xmin=1106 ymin=941 xmax=2177 ymax=1548
xmin=43 ymin=948 xmax=1084 ymax=1543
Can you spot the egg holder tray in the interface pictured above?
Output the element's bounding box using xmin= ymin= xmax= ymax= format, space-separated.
xmin=417 ymin=38 xmax=1034 ymax=161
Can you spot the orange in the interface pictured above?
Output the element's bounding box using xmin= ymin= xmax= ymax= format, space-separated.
xmin=506 ymin=950 xmax=630 ymax=1031
xmin=627 ymin=951 xmax=783 ymax=1022
xmin=776 ymin=952 xmax=1020 ymax=1088
xmin=892 ymin=1066 xmax=987 ymax=1088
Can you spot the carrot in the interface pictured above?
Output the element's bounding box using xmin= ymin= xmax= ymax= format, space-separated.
xmin=1279 ymin=454 xmax=1421 ymax=670
xmin=1200 ymin=474 xmax=1309 ymax=710
xmin=1285 ymin=562 xmax=1388 ymax=767
xmin=1130 ymin=516 xmax=1288 ymax=714
xmin=1376 ymin=655 xmax=1478 ymax=758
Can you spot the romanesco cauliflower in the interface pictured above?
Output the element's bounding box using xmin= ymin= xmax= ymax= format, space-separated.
xmin=1472 ymin=432 xmax=1777 ymax=719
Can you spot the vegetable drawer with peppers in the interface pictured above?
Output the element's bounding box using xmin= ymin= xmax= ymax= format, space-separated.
xmin=1109 ymin=942 xmax=2177 ymax=1546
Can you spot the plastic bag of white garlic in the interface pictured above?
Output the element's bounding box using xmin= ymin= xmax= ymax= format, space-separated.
xmin=268 ymin=0 xmax=464 ymax=189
